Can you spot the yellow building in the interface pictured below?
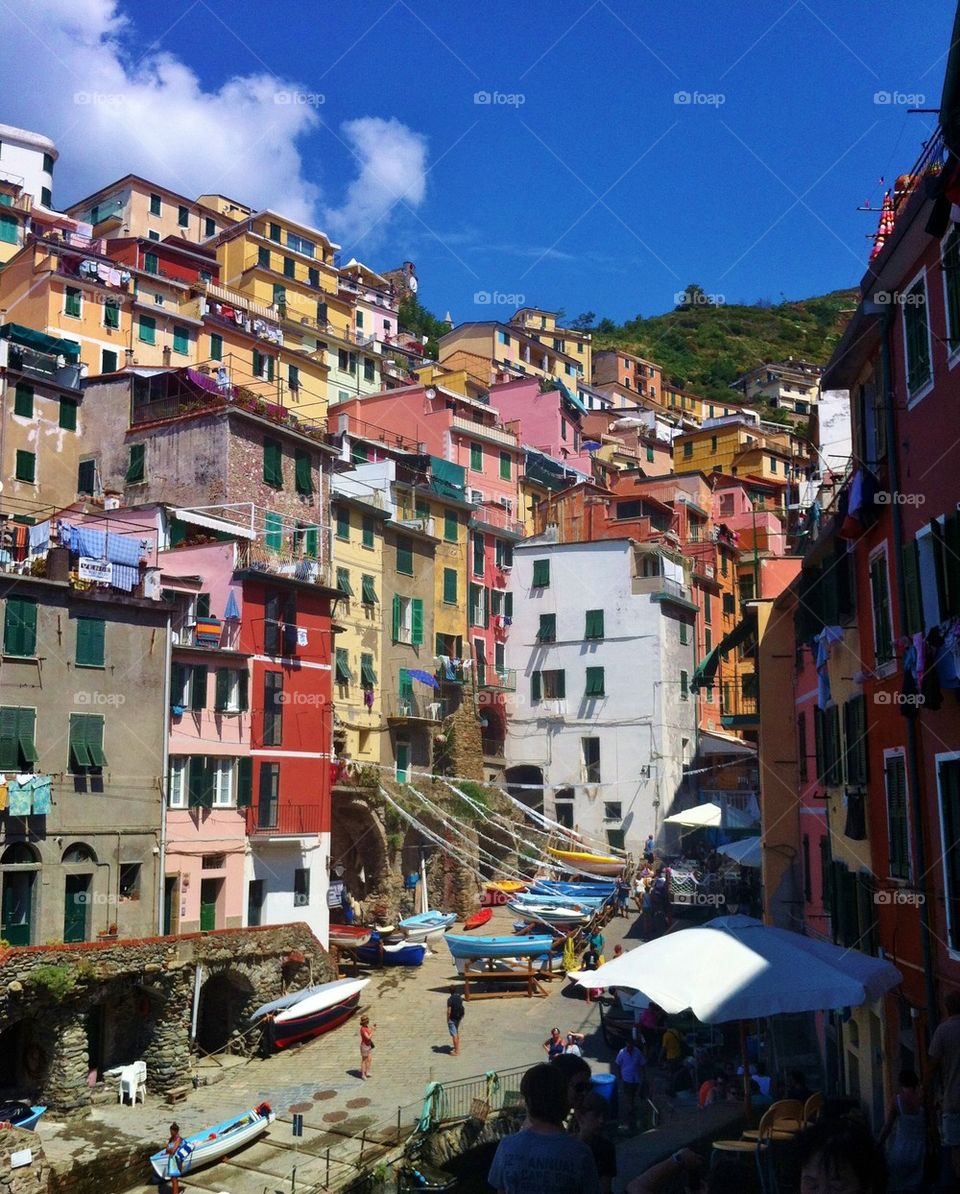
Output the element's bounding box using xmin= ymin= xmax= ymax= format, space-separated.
xmin=673 ymin=419 xmax=795 ymax=485
xmin=414 ymin=361 xmax=489 ymax=402
xmin=660 ymin=383 xmax=704 ymax=422
xmin=439 ymin=321 xmax=583 ymax=390
xmin=510 ymin=307 xmax=591 ymax=382
xmin=66 ymin=175 xmax=246 ymax=246
xmin=214 ymin=212 xmax=382 ymax=410
xmin=330 ymin=484 xmax=390 ymax=766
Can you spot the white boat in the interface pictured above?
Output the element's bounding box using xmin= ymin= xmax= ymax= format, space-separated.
xmin=150 ymin=1103 xmax=275 ymax=1178
xmin=268 ymin=977 xmax=370 ymax=1049
xmin=506 ymin=900 xmax=591 ymax=926
xmin=396 ymin=911 xmax=456 ymax=942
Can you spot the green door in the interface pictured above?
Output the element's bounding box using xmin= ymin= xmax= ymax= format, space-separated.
xmin=2 ymin=872 xmax=33 ymax=946
xmin=200 ymin=878 xmax=219 ymax=931
xmin=163 ymin=877 xmax=176 ymax=936
xmin=395 ymin=739 xmax=410 ymax=785
xmin=64 ymin=874 xmax=90 ymax=943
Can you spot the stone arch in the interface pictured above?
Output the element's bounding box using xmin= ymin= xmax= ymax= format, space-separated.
xmin=1 ymin=843 xmax=40 ymax=865
xmin=61 ymin=842 xmax=97 ymax=864
xmin=86 ymin=979 xmax=159 ymax=1077
xmin=0 ymin=1017 xmax=51 ymax=1097
xmin=195 ymin=968 xmax=255 ymax=1056
xmin=329 ymin=797 xmax=389 ymax=905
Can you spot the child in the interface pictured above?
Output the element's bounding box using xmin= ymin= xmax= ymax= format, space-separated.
xmin=879 ymin=1069 xmax=925 ymax=1193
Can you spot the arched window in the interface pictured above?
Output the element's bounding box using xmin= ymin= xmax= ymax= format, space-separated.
xmin=61 ymin=843 xmax=97 ymax=865
xmin=1 ymin=843 xmax=39 ymax=865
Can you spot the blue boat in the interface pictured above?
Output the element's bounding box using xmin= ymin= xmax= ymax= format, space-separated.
xmin=150 ymin=1103 xmax=275 ymax=1179
xmin=397 ymin=911 xmax=456 ymax=942
xmin=444 ymin=932 xmax=556 ymax=962
xmin=356 ymin=932 xmax=427 ymax=967
xmin=511 ymin=891 xmax=604 ymax=909
xmin=0 ymin=1102 xmax=45 ymax=1130
xmin=532 ymin=880 xmax=615 ymax=898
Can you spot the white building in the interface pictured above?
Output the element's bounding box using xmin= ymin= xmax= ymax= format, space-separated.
xmin=0 ymin=123 xmax=57 ymax=209
xmin=504 ymin=534 xmax=698 ymax=858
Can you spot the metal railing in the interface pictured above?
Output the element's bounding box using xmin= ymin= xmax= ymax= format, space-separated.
xmin=478 ymin=668 xmax=516 ymax=693
xmin=245 ymin=803 xmax=324 ymax=836
xmin=632 ymin=574 xmax=691 ymax=601
xmin=481 ymin=737 xmax=505 ymax=758
xmin=383 ymin=694 xmax=447 ymax=721
xmin=5 ymin=344 xmax=83 ymax=390
xmin=236 ymin=541 xmax=330 ymax=586
xmin=470 ymin=503 xmax=525 ymax=536
xmin=719 ymin=676 xmax=759 ymax=722
xmin=451 ymin=414 xmax=519 ymax=448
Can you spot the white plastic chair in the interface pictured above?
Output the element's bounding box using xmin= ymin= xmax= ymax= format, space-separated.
xmin=119 ymin=1060 xmax=146 ymax=1106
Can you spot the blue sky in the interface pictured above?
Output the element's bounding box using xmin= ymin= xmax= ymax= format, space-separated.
xmin=2 ymin=1 xmax=956 ymax=322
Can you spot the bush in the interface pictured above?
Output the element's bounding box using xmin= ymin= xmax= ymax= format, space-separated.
xmin=31 ymin=964 xmax=77 ymax=999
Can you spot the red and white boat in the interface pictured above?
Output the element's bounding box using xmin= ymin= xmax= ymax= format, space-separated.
xmin=266 ymin=977 xmax=369 ymax=1050
xmin=329 ymin=924 xmax=374 ymax=949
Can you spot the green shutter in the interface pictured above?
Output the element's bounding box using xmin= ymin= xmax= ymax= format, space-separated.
xmin=844 ymin=696 xmax=868 ymax=786
xmin=471 ymin=442 xmax=482 ymax=471
xmin=412 ymin=599 xmax=424 ymax=646
xmin=14 ymin=383 xmax=33 ymax=418
xmin=0 ymin=707 xmax=19 ymax=771
xmin=886 ymin=756 xmax=909 ymax=879
xmin=362 ymin=516 xmax=375 ymax=548
xmin=59 ymin=397 xmax=78 ymax=430
xmin=556 ymin=670 xmax=566 ymax=698
xmin=195 ymin=593 xmax=211 ymax=618
xmin=392 ymin=594 xmax=401 ymax=642
xmin=443 ymin=568 xmax=458 ymax=604
xmin=531 ymin=671 xmax=541 ymax=702
xmin=585 ymin=609 xmax=604 ymax=639
xmin=499 ymin=452 xmax=511 ymax=480
xmin=17 ymin=708 xmax=37 ymax=766
xmin=585 ymin=666 xmax=605 ymax=697
xmin=288 ymin=363 xmax=300 ymax=388
xmin=139 ymin=314 xmax=156 ymax=344
xmin=15 ymin=450 xmax=35 ymax=483
xmin=504 ymin=592 xmax=513 ymax=618
xmin=444 ymin=512 xmax=458 ymax=542
xmin=236 ymin=756 xmax=253 ymax=807
xmin=191 ymin=665 xmax=208 ymax=712
xmin=901 ymin=540 xmax=922 ymax=635
xmin=304 ymin=524 xmax=318 ymax=558
xmin=172 ymin=325 xmax=189 ymax=354
xmin=336 ymin=567 xmax=353 ymax=596
xmin=265 ymin=512 xmax=283 ymax=550
xmin=4 ymin=598 xmax=37 ymax=657
xmin=86 ymin=717 xmax=106 ymax=767
xmin=399 ymin=668 xmax=414 ymax=700
xmin=397 ymin=537 xmax=413 ymax=575
xmin=295 ymin=449 xmax=313 ymax=495
xmin=188 ymin=755 xmax=207 ymax=808
xmin=76 ymin=618 xmax=105 ymax=667
xmin=263 ymin=438 xmax=283 ymax=488
xmin=171 ymin=662 xmax=186 ymax=708
xmin=215 ymin=667 xmax=230 ymax=712
xmin=537 ymin=613 xmax=556 ymax=642
xmin=361 ymin=654 xmax=377 ymax=685
xmin=126 ymin=443 xmax=145 ymax=483
xmin=238 ymin=669 xmax=249 ymax=712
xmin=335 ymin=647 xmax=352 ymax=683
xmin=361 ymin=575 xmax=378 ymax=604
xmin=532 ymin=559 xmax=550 ymax=587
xmin=210 ymin=332 xmax=223 ymax=361
xmin=65 ymin=287 xmax=81 ymax=317
xmin=69 ymin=714 xmax=93 ymax=770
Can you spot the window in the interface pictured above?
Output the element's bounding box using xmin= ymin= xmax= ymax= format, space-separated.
xmin=364 ymin=358 xmax=375 ymax=382
xmin=722 ymin=593 xmax=736 ymax=616
xmin=560 ymin=419 xmax=567 ymax=442
xmin=204 ymin=216 xmax=215 ymax=238
xmin=262 ymin=671 xmax=283 ymax=745
xmin=148 ymin=230 xmax=160 ymax=241
xmin=14 ymin=382 xmax=33 ymax=418
xmin=903 ymin=273 xmax=932 ymax=396
xmin=705 ymin=629 xmax=712 ymax=651
xmin=294 ymin=449 xmax=312 ymax=496
xmin=537 ymin=613 xmax=556 ymax=643
xmin=362 ymin=516 xmax=375 ymax=549
xmin=495 ymin=539 xmax=514 ymax=569
xmin=336 ymin=567 xmax=353 ymax=597
xmin=604 ymin=802 xmax=622 ymax=822
xmin=60 ymin=399 xmax=80 ymax=434
xmin=308 ymin=267 xmax=319 ymax=288
xmin=236 ymin=756 xmax=253 ymax=809
xmin=769 ymin=457 xmax=778 ymax=474
xmin=75 ymin=618 xmax=105 ymax=667
xmin=939 ymin=759 xmax=960 ymax=950
xmin=680 ymin=670 xmax=689 ymax=700
xmin=335 ymin=647 xmax=353 ymax=684
xmin=177 ymin=204 xmax=189 ymax=227
xmin=283 ymin=256 xmax=295 ymax=279
xmin=144 ymin=251 xmax=159 ymax=275
xmin=335 ymin=506 xmax=350 ymax=540
xmin=469 ymin=583 xmax=488 ymax=628
xmin=582 ymin=737 xmax=601 ymax=782
xmin=472 ymin=532 xmax=485 ymax=576
xmin=361 ymin=575 xmax=378 ymax=605
xmin=679 ymin=621 xmax=688 ymax=645
xmin=499 ymin=451 xmax=511 ymax=480
xmin=843 ymin=696 xmax=869 ymax=786
xmin=103 ymin=298 xmax=120 ymax=330
xmin=138 ymin=314 xmax=156 ymax=344
xmin=585 ymin=609 xmax=604 ymax=640
xmin=396 ymin=535 xmax=414 ymax=575
xmin=14 ymin=449 xmax=35 ymax=483
xmin=391 ymin=595 xmax=423 ymax=645
xmin=294 ymin=868 xmax=310 ymax=908
xmin=943 ymin=226 xmax=960 ymax=352
xmin=443 ymin=568 xmax=458 ymax=604
xmin=869 ymin=550 xmax=894 ymax=664
xmin=531 ymin=669 xmax=565 ymax=701
xmin=496 ymin=329 xmax=510 ymax=346
xmin=470 ymin=442 xmax=483 ymax=472
xmin=444 ymin=511 xmax=458 ymax=543
xmin=214 ymin=667 xmax=248 ymax=713
xmin=101 ymin=349 xmax=118 ymax=373
xmin=118 ymin=862 xmax=141 ymax=902
xmin=0 ymin=213 xmax=16 ymax=245
xmin=69 ymin=713 xmax=106 ymax=772
xmin=360 ymin=653 xmax=377 ymax=687
xmin=287 ymin=232 xmax=314 ymax=257
xmin=212 ymin=760 xmax=234 ymax=807
xmin=555 ymin=799 xmax=574 ymax=829
xmin=683 ymin=442 xmax=693 ymax=459
xmin=257 ymin=245 xmax=271 ymax=269
xmin=78 ymin=459 xmax=96 ymax=495
xmin=0 ymin=707 xmax=38 ymax=771
xmin=65 ymin=287 xmax=81 ymax=317
xmin=172 ymin=325 xmax=189 ymax=355
xmin=263 ymin=438 xmax=283 ymax=489
xmin=532 ymin=559 xmax=550 ymax=588
xmin=885 ymin=754 xmax=910 ymax=880
xmin=647 ymin=445 xmax=655 ymax=463
xmin=797 ymin=711 xmax=808 ymax=783
xmin=126 ymin=443 xmax=145 ymax=483
xmin=585 ymin=667 xmax=605 ymax=697
xmin=149 ymin=193 xmax=161 ymax=216
xmin=207 ymin=331 xmax=224 ymax=363
xmin=287 ymin=363 xmax=300 ymax=392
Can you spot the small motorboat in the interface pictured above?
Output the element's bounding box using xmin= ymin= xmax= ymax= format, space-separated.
xmin=267 ymin=978 xmax=369 ymax=1051
xmin=356 ymin=932 xmax=427 ymax=967
xmin=510 ymin=891 xmax=603 ymax=910
xmin=445 ymin=932 xmax=555 ymax=962
xmin=546 ymin=848 xmax=624 ymax=876
xmin=150 ymin=1103 xmax=275 ymax=1179
xmin=462 ymin=907 xmax=493 ymax=931
xmin=329 ymin=924 xmax=374 ymax=950
xmin=397 ymin=911 xmax=456 ymax=942
xmin=0 ymin=1102 xmax=45 ymax=1131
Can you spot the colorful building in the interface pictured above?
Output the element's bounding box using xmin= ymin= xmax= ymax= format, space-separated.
xmin=439 ymin=322 xmax=584 ymax=390
xmin=65 ymin=175 xmax=246 ymax=247
xmin=592 ymin=347 xmax=661 ymax=405
xmin=510 ymin=308 xmax=592 ymax=382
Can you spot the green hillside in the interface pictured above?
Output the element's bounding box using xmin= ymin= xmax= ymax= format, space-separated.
xmin=591 ymin=288 xmax=858 ymax=401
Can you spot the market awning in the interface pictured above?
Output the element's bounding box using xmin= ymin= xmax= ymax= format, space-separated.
xmin=690 ymin=645 xmax=721 ymax=692
xmin=1 ymin=322 xmax=81 ymax=360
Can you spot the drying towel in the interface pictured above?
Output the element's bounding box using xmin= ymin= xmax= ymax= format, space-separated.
xmin=7 ymin=781 xmax=31 ymax=816
xmin=0 ymin=779 xmax=7 ymax=812
xmin=111 ymin=564 xmax=139 ymax=592
xmin=76 ymin=527 xmax=106 ymax=558
xmin=29 ymin=521 xmax=50 ymax=555
xmin=107 ymin=533 xmax=140 ymax=567
xmin=31 ymin=777 xmax=51 ymax=815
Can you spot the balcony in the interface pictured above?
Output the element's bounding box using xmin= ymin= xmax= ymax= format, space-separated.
xmin=719 ymin=676 xmax=759 ymax=728
xmin=245 ymin=803 xmax=324 ymax=837
xmin=384 ymin=694 xmax=447 ymax=722
xmin=451 ymin=414 xmax=518 ymax=448
xmin=469 ymin=503 xmax=525 ymax=537
xmin=481 ymin=737 xmax=505 ymax=759
xmin=236 ymin=541 xmax=331 ymax=587
xmin=396 ymin=514 xmax=437 ymax=538
xmin=4 ymin=343 xmax=83 ymax=390
xmin=632 ymin=574 xmax=697 ymax=610
xmin=477 ymin=667 xmax=516 ymax=693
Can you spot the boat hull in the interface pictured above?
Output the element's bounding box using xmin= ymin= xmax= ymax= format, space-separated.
xmin=462 ymin=908 xmax=493 ymax=931
xmin=507 ymin=901 xmax=590 ymax=925
xmin=269 ymin=991 xmax=363 ymax=1050
xmin=547 ymin=849 xmax=624 ymax=876
xmin=397 ymin=912 xmax=455 ymax=941
xmin=356 ymin=939 xmax=426 ymax=966
xmin=329 ymin=926 xmax=374 ymax=949
xmin=445 ymin=933 xmax=555 ymax=961
xmin=150 ymin=1106 xmax=275 ymax=1178
xmin=0 ymin=1103 xmax=45 ymax=1131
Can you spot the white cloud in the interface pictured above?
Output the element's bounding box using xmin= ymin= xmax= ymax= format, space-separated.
xmin=0 ymin=0 xmax=427 ymax=236
xmin=322 ymin=117 xmax=429 ymax=247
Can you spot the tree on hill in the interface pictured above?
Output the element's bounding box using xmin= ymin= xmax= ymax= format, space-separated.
xmin=569 ymin=311 xmax=596 ymax=330
xmin=398 ymin=295 xmax=448 ymax=359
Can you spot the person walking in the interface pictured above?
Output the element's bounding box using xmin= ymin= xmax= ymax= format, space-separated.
xmin=446 ymin=986 xmax=465 ymax=1056
xmin=487 ymin=1063 xmax=599 ymax=1193
xmin=615 ymin=875 xmax=630 ymax=918
xmin=644 ymin=833 xmax=655 ymax=863
xmin=359 ymin=1015 xmax=375 ymax=1079
xmin=163 ymin=1122 xmax=184 ymax=1194
xmin=879 ymin=1069 xmax=926 ymax=1193
xmin=615 ymin=1039 xmax=647 ymax=1133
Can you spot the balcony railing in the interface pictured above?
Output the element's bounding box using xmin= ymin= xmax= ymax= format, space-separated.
xmin=245 ymin=804 xmax=324 ymax=836
xmin=451 ymin=414 xmax=518 ymax=448
xmin=477 ymin=667 xmax=516 ymax=693
xmin=632 ymin=574 xmax=692 ymax=603
xmin=236 ymin=541 xmax=330 ymax=587
xmin=481 ymin=737 xmax=505 ymax=758
xmin=469 ymin=503 xmax=525 ymax=536
xmin=383 ymin=694 xmax=447 ymax=722
xmin=719 ymin=677 xmax=759 ymax=725
xmin=5 ymin=344 xmax=83 ymax=390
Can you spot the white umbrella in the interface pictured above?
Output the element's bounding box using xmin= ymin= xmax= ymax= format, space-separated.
xmin=718 ymin=837 xmax=762 ymax=868
xmin=663 ymin=802 xmax=722 ymax=828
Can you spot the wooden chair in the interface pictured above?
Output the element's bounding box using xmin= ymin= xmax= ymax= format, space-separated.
xmin=741 ymin=1098 xmax=805 ymax=1141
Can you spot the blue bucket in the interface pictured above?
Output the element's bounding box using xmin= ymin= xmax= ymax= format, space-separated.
xmin=591 ymin=1072 xmax=617 ymax=1117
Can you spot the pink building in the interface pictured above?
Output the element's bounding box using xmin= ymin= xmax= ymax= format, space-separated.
xmin=488 ymin=376 xmax=594 ymax=474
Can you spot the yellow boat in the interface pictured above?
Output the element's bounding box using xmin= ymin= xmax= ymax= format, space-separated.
xmin=547 ymin=848 xmax=624 ymax=876
xmin=485 ymin=880 xmax=527 ymax=894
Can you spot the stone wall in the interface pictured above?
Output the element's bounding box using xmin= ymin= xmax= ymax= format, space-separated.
xmin=0 ymin=1127 xmax=51 ymax=1194
xmin=0 ymin=923 xmax=334 ymax=1111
